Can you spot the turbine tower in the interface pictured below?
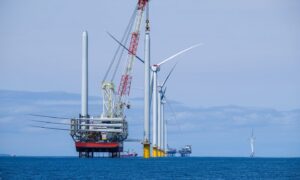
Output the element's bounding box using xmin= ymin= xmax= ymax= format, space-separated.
xmin=157 ymin=64 xmax=176 ymax=157
xmin=143 ymin=2 xmax=151 ymax=158
xmin=162 ymin=98 xmax=166 ymax=156
xmin=250 ymin=128 xmax=255 ymax=157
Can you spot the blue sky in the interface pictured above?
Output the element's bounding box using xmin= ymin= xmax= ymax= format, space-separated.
xmin=0 ymin=0 xmax=300 ymax=156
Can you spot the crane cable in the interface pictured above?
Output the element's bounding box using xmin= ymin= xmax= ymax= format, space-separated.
xmin=102 ymin=5 xmax=137 ymax=83
xmin=111 ymin=6 xmax=137 ymax=82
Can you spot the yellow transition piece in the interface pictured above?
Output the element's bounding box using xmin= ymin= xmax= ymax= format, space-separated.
xmin=152 ymin=147 xmax=158 ymax=157
xmin=143 ymin=143 xmax=150 ymax=158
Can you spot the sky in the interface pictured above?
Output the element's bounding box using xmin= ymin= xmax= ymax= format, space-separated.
xmin=0 ymin=0 xmax=300 ymax=157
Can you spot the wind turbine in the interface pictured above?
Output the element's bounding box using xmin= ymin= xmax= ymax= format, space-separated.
xmin=250 ymin=128 xmax=255 ymax=157
xmin=159 ymin=86 xmax=168 ymax=157
xmin=151 ymin=44 xmax=201 ymax=157
xmin=156 ymin=64 xmax=176 ymax=157
xmin=143 ymin=2 xmax=151 ymax=158
xmin=107 ymin=32 xmax=202 ymax=158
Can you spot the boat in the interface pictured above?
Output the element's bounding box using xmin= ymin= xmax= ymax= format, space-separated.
xmin=121 ymin=150 xmax=138 ymax=158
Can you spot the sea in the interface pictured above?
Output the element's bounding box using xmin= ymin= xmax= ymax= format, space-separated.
xmin=0 ymin=157 xmax=299 ymax=179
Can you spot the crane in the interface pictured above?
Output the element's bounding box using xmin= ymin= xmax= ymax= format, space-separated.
xmin=102 ymin=0 xmax=148 ymax=119
xmin=69 ymin=0 xmax=149 ymax=158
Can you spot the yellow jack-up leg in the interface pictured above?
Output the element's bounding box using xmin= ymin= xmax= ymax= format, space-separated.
xmin=143 ymin=143 xmax=150 ymax=158
xmin=152 ymin=147 xmax=158 ymax=157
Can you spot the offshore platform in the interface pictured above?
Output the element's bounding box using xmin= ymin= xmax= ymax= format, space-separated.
xmin=166 ymin=146 xmax=177 ymax=157
xmin=178 ymin=145 xmax=192 ymax=157
xmin=31 ymin=0 xmax=199 ymax=158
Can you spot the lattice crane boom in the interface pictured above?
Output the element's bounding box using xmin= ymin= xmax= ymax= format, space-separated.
xmin=116 ymin=0 xmax=148 ymax=116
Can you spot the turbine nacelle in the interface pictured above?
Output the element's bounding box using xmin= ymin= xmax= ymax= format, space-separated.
xmin=151 ymin=64 xmax=160 ymax=72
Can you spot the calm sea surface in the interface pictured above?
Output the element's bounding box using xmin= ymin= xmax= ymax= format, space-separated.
xmin=0 ymin=157 xmax=299 ymax=179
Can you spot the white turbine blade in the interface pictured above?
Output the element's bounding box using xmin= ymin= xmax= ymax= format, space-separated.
xmin=157 ymin=43 xmax=203 ymax=66
xmin=161 ymin=62 xmax=177 ymax=88
xmin=164 ymin=96 xmax=182 ymax=134
xmin=161 ymin=87 xmax=167 ymax=100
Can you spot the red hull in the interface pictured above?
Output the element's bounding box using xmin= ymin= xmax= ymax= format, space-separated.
xmin=75 ymin=142 xmax=119 ymax=148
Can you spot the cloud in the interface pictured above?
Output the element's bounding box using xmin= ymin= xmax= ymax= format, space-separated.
xmin=0 ymin=90 xmax=299 ymax=157
xmin=164 ymin=105 xmax=300 ymax=133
